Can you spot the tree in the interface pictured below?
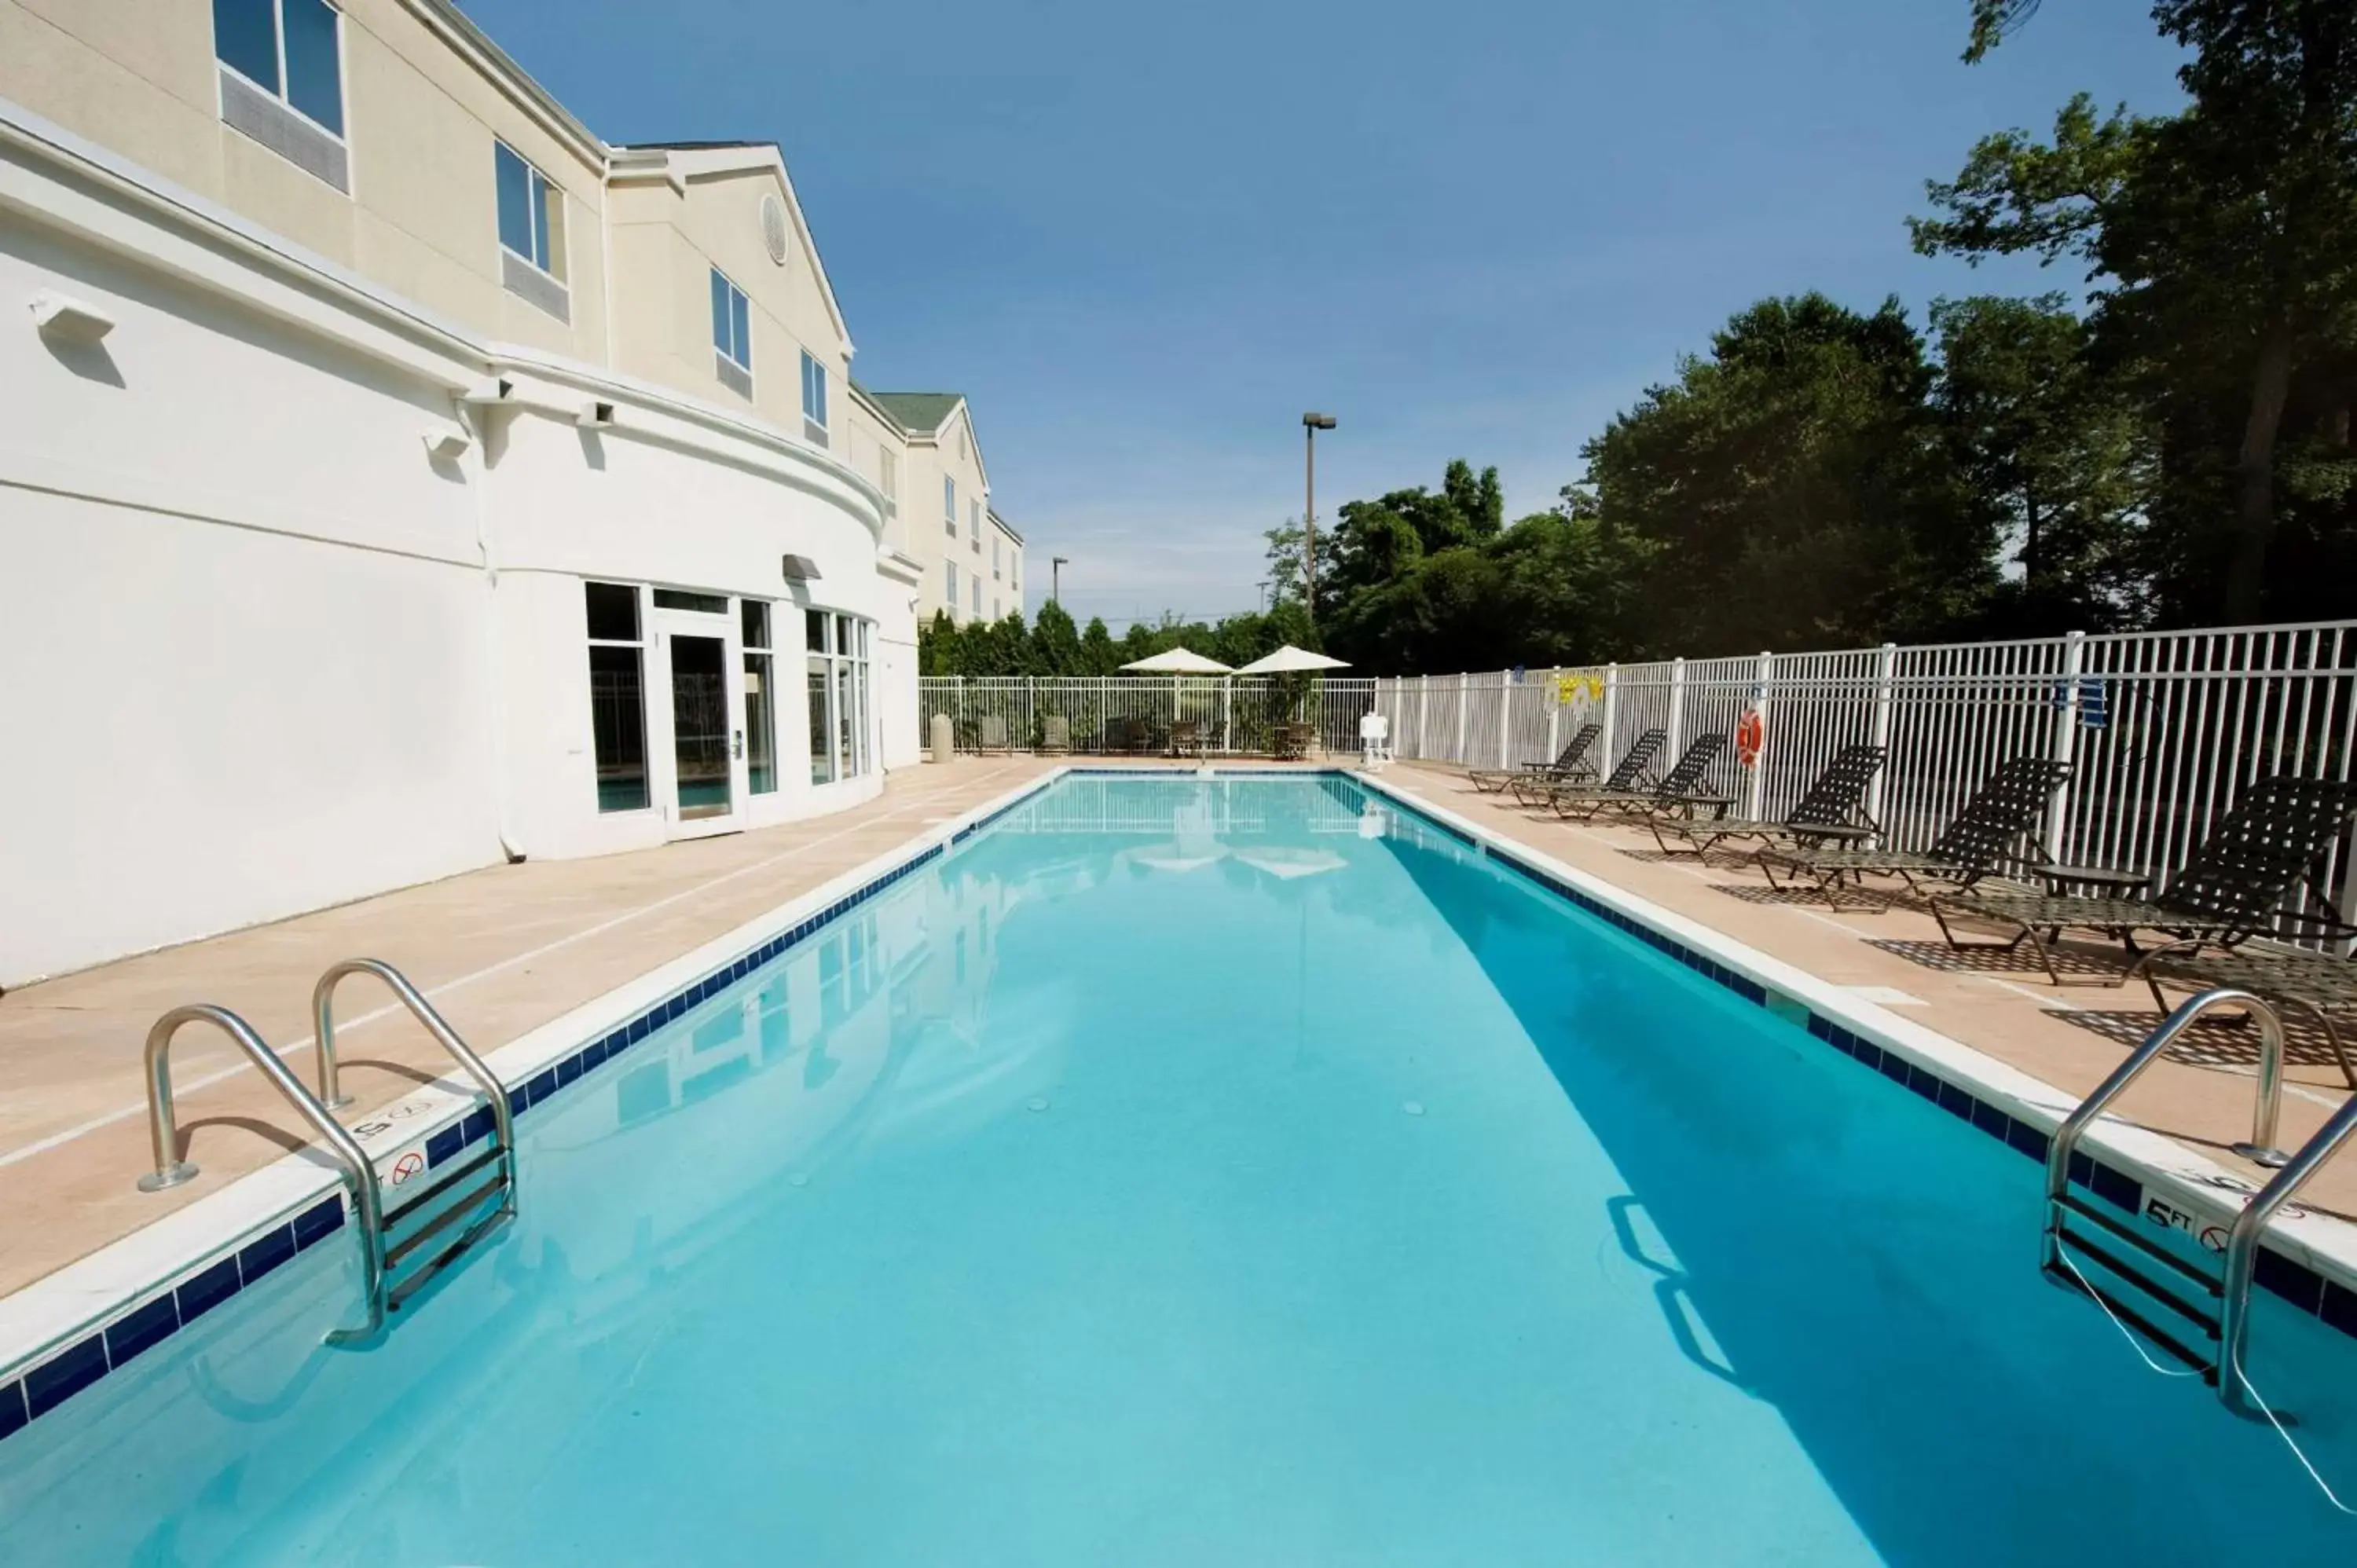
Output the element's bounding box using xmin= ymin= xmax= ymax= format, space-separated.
xmin=1918 ymin=2 xmax=2357 ymax=621
xmin=1930 ymin=294 xmax=2154 ymax=628
xmin=1580 ymin=293 xmax=1995 ymax=654
xmin=1079 ymin=616 xmax=1120 ymax=675
xmin=1031 ymin=599 xmax=1083 ymax=673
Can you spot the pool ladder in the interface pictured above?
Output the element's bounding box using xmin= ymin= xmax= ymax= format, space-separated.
xmin=136 ymin=958 xmax=519 ymax=1345
xmin=2042 ymin=988 xmax=2357 ymax=1419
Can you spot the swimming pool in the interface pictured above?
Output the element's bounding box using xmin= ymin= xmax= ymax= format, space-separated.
xmin=3 ymin=771 xmax=2354 ymax=1563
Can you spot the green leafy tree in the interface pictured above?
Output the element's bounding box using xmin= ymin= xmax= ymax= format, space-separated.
xmin=1079 ymin=616 xmax=1120 ymax=675
xmin=1031 ymin=599 xmax=1083 ymax=674
xmin=1918 ymin=1 xmax=2357 ymax=620
xmin=1581 ymin=293 xmax=1994 ymax=654
xmin=1930 ymin=293 xmax=2155 ymax=628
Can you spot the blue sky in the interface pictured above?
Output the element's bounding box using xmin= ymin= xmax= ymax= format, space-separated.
xmin=460 ymin=0 xmax=2187 ymax=629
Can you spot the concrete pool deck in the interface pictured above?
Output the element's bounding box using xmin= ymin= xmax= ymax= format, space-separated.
xmin=3 ymin=753 xmax=2353 ymax=1302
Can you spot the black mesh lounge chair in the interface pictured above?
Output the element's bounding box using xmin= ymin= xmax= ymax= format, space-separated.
xmin=1523 ymin=728 xmax=1665 ymax=810
xmin=1757 ymin=755 xmax=2070 ymax=911
xmin=1926 ymin=775 xmax=2357 ymax=990
xmin=2143 ymin=947 xmax=2357 ymax=1090
xmin=1549 ymin=734 xmax=1729 ymax=823
xmin=1471 ymin=723 xmax=1602 ymax=796
xmin=1649 ymin=743 xmax=1887 ymax=861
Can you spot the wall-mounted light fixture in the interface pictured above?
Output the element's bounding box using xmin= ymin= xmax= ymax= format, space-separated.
xmin=30 ymin=290 xmax=115 ymax=344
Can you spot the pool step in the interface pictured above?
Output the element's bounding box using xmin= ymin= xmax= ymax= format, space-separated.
xmin=2042 ymin=1195 xmax=2221 ymax=1381
xmin=379 ymin=1137 xmax=514 ymax=1311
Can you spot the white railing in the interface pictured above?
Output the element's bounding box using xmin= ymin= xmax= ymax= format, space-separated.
xmin=917 ymin=676 xmax=1377 ymax=757
xmin=1376 ymin=621 xmax=2357 ymax=951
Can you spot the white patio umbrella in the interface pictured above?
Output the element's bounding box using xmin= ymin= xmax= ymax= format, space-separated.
xmin=1119 ymin=647 xmax=1233 ymax=674
xmin=1230 ymin=645 xmax=1350 ymax=675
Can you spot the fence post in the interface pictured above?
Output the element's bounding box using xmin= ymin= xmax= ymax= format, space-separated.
xmin=955 ymin=675 xmax=966 ymax=753
xmin=1603 ymin=663 xmax=1619 ymax=764
xmin=1667 ymin=657 xmax=1687 ymax=760
xmin=2046 ymin=629 xmax=2086 ymax=863
xmin=1417 ymin=677 xmax=1429 ymax=761
xmin=1456 ymin=673 xmax=1470 ymax=766
xmin=1497 ymin=672 xmax=1513 ymax=769
xmin=1544 ymin=671 xmax=1560 ymax=767
xmin=1747 ymin=649 xmax=1772 ymax=820
xmin=1868 ymin=643 xmax=1897 ymax=839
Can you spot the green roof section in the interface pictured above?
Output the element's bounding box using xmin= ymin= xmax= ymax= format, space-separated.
xmin=864 ymin=390 xmax=964 ymax=434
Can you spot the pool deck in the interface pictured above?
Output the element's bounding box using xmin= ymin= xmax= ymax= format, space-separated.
xmin=4 ymin=753 xmax=2354 ymax=1302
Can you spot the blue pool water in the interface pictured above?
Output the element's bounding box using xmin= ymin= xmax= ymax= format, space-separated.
xmin=5 ymin=774 xmax=2355 ymax=1564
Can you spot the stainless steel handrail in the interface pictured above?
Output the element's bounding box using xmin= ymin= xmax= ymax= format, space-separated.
xmin=135 ymin=1003 xmax=386 ymax=1343
xmin=313 ymin=958 xmax=518 ymax=1229
xmin=2221 ymin=1091 xmax=2357 ymax=1420
xmin=2044 ymin=992 xmax=2290 ymax=1260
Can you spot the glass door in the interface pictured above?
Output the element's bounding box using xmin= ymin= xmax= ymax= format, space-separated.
xmin=651 ymin=589 xmax=745 ymax=838
xmin=669 ymin=634 xmax=732 ymax=820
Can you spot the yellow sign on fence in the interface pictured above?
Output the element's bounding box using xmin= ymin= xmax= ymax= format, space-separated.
xmin=1554 ymin=672 xmax=1603 ymax=705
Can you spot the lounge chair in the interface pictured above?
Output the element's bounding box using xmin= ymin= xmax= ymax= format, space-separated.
xmin=1649 ymin=743 xmax=1887 ymax=861
xmin=1548 ymin=733 xmax=1731 ymax=822
xmin=1757 ymin=755 xmax=2070 ymax=911
xmin=1469 ymin=723 xmax=1602 ymax=795
xmin=1925 ymin=775 xmax=2357 ymax=990
xmin=2143 ymin=946 xmax=2357 ymax=1090
xmin=1515 ymin=728 xmax=1665 ymax=808
xmin=975 ymin=713 xmax=1010 ymax=755
xmin=1041 ymin=714 xmax=1071 ymax=753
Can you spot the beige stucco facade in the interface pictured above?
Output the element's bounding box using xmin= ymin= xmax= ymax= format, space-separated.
xmin=866 ymin=391 xmax=1022 ymax=625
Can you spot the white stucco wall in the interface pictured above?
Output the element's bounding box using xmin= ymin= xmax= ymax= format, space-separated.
xmin=0 ymin=110 xmax=913 ymax=987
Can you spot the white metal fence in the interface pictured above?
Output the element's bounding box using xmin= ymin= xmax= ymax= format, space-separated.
xmin=918 ymin=676 xmax=1378 ymax=757
xmin=1376 ymin=621 xmax=2357 ymax=951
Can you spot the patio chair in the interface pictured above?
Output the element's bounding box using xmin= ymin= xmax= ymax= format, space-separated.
xmin=2142 ymin=946 xmax=2357 ymax=1090
xmin=1924 ymin=775 xmax=2357 ymax=990
xmin=1757 ymin=755 xmax=2070 ymax=911
xmin=1514 ymin=728 xmax=1665 ymax=808
xmin=1469 ymin=722 xmax=1601 ymax=795
xmin=1169 ymin=718 xmax=1206 ymax=759
xmin=975 ymin=714 xmax=1010 ymax=755
xmin=1545 ymin=734 xmax=1729 ymax=823
xmin=1041 ymin=714 xmax=1072 ymax=754
xmin=1648 ymin=743 xmax=1887 ymax=861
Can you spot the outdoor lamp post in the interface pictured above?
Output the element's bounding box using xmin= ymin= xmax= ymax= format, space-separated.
xmin=1051 ymin=555 xmax=1069 ymax=604
xmin=1302 ymin=412 xmax=1336 ymax=618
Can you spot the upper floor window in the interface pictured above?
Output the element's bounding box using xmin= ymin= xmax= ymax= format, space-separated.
xmin=213 ymin=0 xmax=347 ymax=189
xmin=800 ymin=351 xmax=829 ymax=447
xmin=494 ymin=141 xmax=570 ymax=322
xmin=496 ymin=142 xmax=565 ymax=278
xmin=710 ymin=269 xmax=752 ymax=397
xmin=944 ymin=477 xmax=957 ymax=537
xmin=945 ymin=561 xmax=959 ymax=611
xmin=992 ymin=537 xmax=1001 ymax=580
xmin=878 ymin=449 xmax=899 ymax=516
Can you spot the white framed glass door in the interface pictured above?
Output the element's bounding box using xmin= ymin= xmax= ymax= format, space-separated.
xmin=651 ymin=590 xmax=744 ymax=838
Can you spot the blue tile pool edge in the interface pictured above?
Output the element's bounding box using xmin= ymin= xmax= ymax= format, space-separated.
xmin=1345 ymin=769 xmax=2357 ymax=1350
xmin=0 ymin=767 xmax=1074 ymax=1445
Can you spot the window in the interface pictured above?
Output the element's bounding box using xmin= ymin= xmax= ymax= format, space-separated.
xmin=212 ymin=0 xmax=347 ymax=189
xmin=992 ymin=537 xmax=1002 ymax=581
xmin=970 ymin=499 xmax=981 ymax=548
xmin=944 ymin=476 xmax=957 ymax=537
xmin=800 ymin=351 xmax=829 ymax=446
xmin=742 ymin=600 xmax=775 ymax=796
xmin=945 ymin=561 xmax=959 ymax=614
xmin=710 ymin=268 xmax=752 ymax=397
xmin=585 ymin=582 xmax=650 ymax=812
xmin=878 ymin=449 xmax=898 ymax=516
xmin=971 ymin=575 xmax=981 ymax=616
xmin=806 ymin=610 xmax=873 ymax=785
xmin=993 ymin=597 xmax=1002 ymax=620
xmin=495 ymin=141 xmax=569 ymax=321
xmin=652 ymin=588 xmax=728 ymax=614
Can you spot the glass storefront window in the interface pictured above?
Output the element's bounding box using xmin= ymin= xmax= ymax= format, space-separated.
xmin=585 ymin=582 xmax=649 ymax=812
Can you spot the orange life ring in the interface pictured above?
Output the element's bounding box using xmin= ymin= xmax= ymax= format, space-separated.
xmin=1735 ymin=709 xmax=1765 ymax=768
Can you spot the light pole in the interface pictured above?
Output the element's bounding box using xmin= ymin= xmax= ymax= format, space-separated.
xmin=1050 ymin=555 xmax=1069 ymax=604
xmin=1256 ymin=580 xmax=1271 ymax=613
xmin=1302 ymin=412 xmax=1336 ymax=618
